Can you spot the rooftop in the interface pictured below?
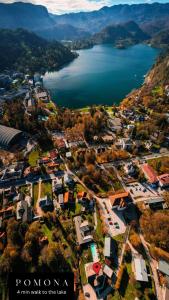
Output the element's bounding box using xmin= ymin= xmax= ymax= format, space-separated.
xmin=0 ymin=125 xmax=22 ymax=147
xmin=158 ymin=260 xmax=169 ymax=276
xmin=142 ymin=164 xmax=158 ymax=184
xmin=158 ymin=174 xmax=169 ymax=186
xmin=133 ymin=257 xmax=148 ymax=282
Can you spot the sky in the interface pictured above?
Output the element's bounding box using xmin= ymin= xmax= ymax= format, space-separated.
xmin=1 ymin=0 xmax=169 ymax=14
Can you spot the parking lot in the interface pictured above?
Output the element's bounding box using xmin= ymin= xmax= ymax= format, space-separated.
xmin=102 ymin=200 xmax=126 ymax=237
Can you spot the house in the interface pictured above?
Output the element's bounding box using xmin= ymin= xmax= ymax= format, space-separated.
xmin=64 ymin=192 xmax=75 ymax=207
xmin=74 ymin=216 xmax=93 ymax=246
xmin=158 ymin=260 xmax=169 ymax=277
xmin=144 ymin=197 xmax=167 ymax=210
xmin=158 ymin=174 xmax=169 ymax=188
xmin=104 ymin=237 xmax=111 ymax=258
xmin=58 ymin=194 xmax=64 ymax=207
xmin=16 ymin=196 xmax=32 ymax=223
xmin=120 ymin=138 xmax=132 ymax=150
xmin=0 ymin=206 xmax=14 ymax=220
xmin=39 ymin=196 xmax=53 ymax=211
xmin=141 ymin=163 xmax=158 ymax=184
xmin=103 ymin=265 xmax=113 ymax=279
xmin=108 ymin=118 xmax=122 ymax=132
xmin=85 ymin=262 xmax=103 ymax=283
xmin=109 ymin=192 xmax=131 ymax=211
xmin=133 ymin=256 xmax=148 ymax=282
xmin=124 ymin=163 xmax=136 ymax=176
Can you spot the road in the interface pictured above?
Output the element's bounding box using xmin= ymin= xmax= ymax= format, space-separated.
xmin=139 ymin=233 xmax=163 ymax=300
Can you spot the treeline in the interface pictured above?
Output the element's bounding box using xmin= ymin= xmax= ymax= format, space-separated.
xmin=0 ymin=28 xmax=77 ymax=73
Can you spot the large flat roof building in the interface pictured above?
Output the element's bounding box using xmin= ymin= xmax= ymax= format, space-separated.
xmin=0 ymin=125 xmax=23 ymax=148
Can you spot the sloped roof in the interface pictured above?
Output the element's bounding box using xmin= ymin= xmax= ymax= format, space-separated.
xmin=142 ymin=163 xmax=158 ymax=184
xmin=0 ymin=125 xmax=22 ymax=147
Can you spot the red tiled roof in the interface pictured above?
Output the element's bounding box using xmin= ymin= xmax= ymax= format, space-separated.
xmin=109 ymin=192 xmax=129 ymax=206
xmin=158 ymin=173 xmax=169 ymax=185
xmin=142 ymin=164 xmax=158 ymax=184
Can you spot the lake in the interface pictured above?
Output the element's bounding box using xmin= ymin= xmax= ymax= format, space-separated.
xmin=43 ymin=44 xmax=159 ymax=108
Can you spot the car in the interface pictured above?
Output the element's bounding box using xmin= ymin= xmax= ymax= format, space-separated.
xmin=107 ymin=217 xmax=111 ymax=221
xmin=109 ymin=222 xmax=113 ymax=225
xmin=116 ymin=225 xmax=120 ymax=229
xmin=114 ymin=222 xmax=118 ymax=225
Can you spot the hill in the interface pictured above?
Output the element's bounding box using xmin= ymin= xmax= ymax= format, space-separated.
xmin=150 ymin=30 xmax=169 ymax=48
xmin=71 ymin=21 xmax=149 ymax=50
xmin=91 ymin=21 xmax=149 ymax=47
xmin=0 ymin=29 xmax=77 ymax=73
xmin=0 ymin=2 xmax=54 ymax=31
xmin=0 ymin=2 xmax=89 ymax=41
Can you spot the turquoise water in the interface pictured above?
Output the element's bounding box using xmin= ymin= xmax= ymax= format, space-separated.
xmin=43 ymin=44 xmax=159 ymax=108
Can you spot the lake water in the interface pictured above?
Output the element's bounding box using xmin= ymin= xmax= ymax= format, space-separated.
xmin=43 ymin=44 xmax=159 ymax=108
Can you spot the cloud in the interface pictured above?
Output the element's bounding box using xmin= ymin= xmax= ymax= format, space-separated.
xmin=2 ymin=0 xmax=168 ymax=14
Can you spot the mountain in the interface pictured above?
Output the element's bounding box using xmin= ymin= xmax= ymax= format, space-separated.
xmin=91 ymin=21 xmax=149 ymax=46
xmin=0 ymin=2 xmax=89 ymax=41
xmin=150 ymin=30 xmax=169 ymax=48
xmin=0 ymin=29 xmax=77 ymax=73
xmin=52 ymin=3 xmax=169 ymax=35
xmin=0 ymin=2 xmax=169 ymax=41
xmin=71 ymin=21 xmax=149 ymax=50
xmin=36 ymin=24 xmax=90 ymax=41
xmin=0 ymin=2 xmax=54 ymax=30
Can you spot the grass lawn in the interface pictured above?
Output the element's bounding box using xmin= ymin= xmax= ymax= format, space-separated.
xmin=148 ymin=156 xmax=169 ymax=174
xmin=20 ymin=184 xmax=30 ymax=195
xmin=42 ymin=224 xmax=53 ymax=242
xmin=41 ymin=181 xmax=52 ymax=198
xmin=113 ymin=234 xmax=125 ymax=243
xmin=76 ymin=183 xmax=86 ymax=193
xmin=95 ymin=207 xmax=104 ymax=243
xmin=75 ymin=203 xmax=82 ymax=214
xmin=33 ymin=183 xmax=39 ymax=206
xmin=29 ymin=150 xmax=40 ymax=166
xmin=79 ymin=261 xmax=87 ymax=285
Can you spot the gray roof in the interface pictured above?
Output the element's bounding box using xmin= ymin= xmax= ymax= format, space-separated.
xmin=0 ymin=125 xmax=22 ymax=147
xmin=158 ymin=260 xmax=169 ymax=276
xmin=104 ymin=237 xmax=111 ymax=257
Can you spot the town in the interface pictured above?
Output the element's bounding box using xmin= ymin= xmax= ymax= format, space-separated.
xmin=0 ymin=70 xmax=169 ymax=300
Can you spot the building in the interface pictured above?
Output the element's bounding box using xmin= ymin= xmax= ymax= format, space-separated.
xmin=120 ymin=138 xmax=132 ymax=150
xmin=103 ymin=265 xmax=113 ymax=279
xmin=104 ymin=237 xmax=111 ymax=258
xmin=39 ymin=196 xmax=53 ymax=211
xmin=0 ymin=125 xmax=23 ymax=149
xmin=124 ymin=163 xmax=136 ymax=176
xmin=133 ymin=256 xmax=148 ymax=282
xmin=74 ymin=216 xmax=93 ymax=246
xmin=109 ymin=192 xmax=131 ymax=211
xmin=141 ymin=163 xmax=158 ymax=184
xmin=108 ymin=117 xmax=122 ymax=132
xmin=158 ymin=174 xmax=169 ymax=188
xmin=16 ymin=196 xmax=32 ymax=223
xmin=158 ymin=260 xmax=169 ymax=277
xmin=144 ymin=197 xmax=167 ymax=210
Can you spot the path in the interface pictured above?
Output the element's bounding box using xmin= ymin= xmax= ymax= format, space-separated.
xmin=139 ymin=233 xmax=163 ymax=300
xmin=36 ymin=179 xmax=43 ymax=216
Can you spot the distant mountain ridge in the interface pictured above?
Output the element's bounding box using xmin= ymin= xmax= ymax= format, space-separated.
xmin=0 ymin=2 xmax=169 ymax=41
xmin=52 ymin=2 xmax=169 ymax=35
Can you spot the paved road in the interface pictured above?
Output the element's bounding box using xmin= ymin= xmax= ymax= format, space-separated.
xmin=139 ymin=233 xmax=163 ymax=300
